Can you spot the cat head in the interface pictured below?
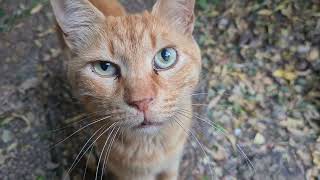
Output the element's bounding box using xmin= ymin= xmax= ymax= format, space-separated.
xmin=51 ymin=0 xmax=201 ymax=134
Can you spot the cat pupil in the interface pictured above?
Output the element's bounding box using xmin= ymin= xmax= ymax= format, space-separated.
xmin=100 ymin=62 xmax=110 ymax=71
xmin=161 ymin=49 xmax=171 ymax=62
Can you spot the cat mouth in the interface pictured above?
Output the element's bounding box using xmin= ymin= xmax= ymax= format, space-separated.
xmin=136 ymin=120 xmax=164 ymax=129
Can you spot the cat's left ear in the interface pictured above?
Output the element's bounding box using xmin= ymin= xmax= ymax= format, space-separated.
xmin=152 ymin=0 xmax=195 ymax=35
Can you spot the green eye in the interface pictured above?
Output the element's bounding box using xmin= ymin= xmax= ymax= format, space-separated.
xmin=153 ymin=48 xmax=178 ymax=70
xmin=92 ymin=61 xmax=120 ymax=77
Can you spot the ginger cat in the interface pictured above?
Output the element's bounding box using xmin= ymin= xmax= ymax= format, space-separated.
xmin=50 ymin=0 xmax=201 ymax=179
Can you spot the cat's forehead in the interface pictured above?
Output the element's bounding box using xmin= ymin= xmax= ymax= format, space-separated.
xmin=106 ymin=13 xmax=157 ymax=35
xmin=98 ymin=13 xmax=175 ymax=61
xmin=104 ymin=13 xmax=171 ymax=48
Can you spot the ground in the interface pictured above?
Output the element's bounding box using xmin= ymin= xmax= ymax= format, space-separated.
xmin=0 ymin=0 xmax=319 ymax=180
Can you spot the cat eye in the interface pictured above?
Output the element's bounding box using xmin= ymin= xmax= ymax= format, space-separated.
xmin=153 ymin=47 xmax=178 ymax=70
xmin=92 ymin=61 xmax=120 ymax=78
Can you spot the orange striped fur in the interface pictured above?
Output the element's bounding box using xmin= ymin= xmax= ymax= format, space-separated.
xmin=50 ymin=0 xmax=200 ymax=179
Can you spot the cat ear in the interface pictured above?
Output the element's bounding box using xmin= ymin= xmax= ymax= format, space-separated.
xmin=50 ymin=0 xmax=105 ymax=51
xmin=152 ymin=0 xmax=195 ymax=35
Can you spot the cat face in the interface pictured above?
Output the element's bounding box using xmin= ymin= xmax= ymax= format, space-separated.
xmin=52 ymin=0 xmax=201 ymax=134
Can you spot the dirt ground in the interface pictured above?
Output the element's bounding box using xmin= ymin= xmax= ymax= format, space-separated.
xmin=0 ymin=0 xmax=319 ymax=180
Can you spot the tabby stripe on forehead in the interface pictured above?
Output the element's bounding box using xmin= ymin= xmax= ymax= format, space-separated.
xmin=150 ymin=32 xmax=156 ymax=49
xmin=108 ymin=39 xmax=115 ymax=56
xmin=126 ymin=17 xmax=137 ymax=43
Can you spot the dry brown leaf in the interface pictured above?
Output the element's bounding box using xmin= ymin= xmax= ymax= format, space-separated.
xmin=30 ymin=4 xmax=43 ymax=15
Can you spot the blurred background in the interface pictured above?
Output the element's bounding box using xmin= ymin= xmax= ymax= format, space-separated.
xmin=0 ymin=0 xmax=319 ymax=179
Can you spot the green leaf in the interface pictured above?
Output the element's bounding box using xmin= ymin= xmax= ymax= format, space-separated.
xmin=36 ymin=176 xmax=45 ymax=180
xmin=202 ymin=176 xmax=210 ymax=180
xmin=0 ymin=8 xmax=5 ymax=18
xmin=210 ymin=0 xmax=222 ymax=6
xmin=197 ymin=0 xmax=208 ymax=10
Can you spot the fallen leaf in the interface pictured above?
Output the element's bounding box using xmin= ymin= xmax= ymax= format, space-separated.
xmin=312 ymin=150 xmax=320 ymax=167
xmin=308 ymin=48 xmax=319 ymax=61
xmin=279 ymin=117 xmax=304 ymax=129
xmin=273 ymin=69 xmax=297 ymax=81
xmin=30 ymin=4 xmax=43 ymax=15
xmin=1 ymin=130 xmax=13 ymax=143
xmin=258 ymin=9 xmax=273 ymax=16
xmin=205 ymin=145 xmax=227 ymax=161
xmin=208 ymin=91 xmax=224 ymax=110
xmin=254 ymin=133 xmax=265 ymax=145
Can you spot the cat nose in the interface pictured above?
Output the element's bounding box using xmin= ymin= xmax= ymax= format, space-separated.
xmin=128 ymin=98 xmax=154 ymax=112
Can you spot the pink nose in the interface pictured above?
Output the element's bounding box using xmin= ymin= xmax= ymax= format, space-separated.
xmin=128 ymin=98 xmax=154 ymax=112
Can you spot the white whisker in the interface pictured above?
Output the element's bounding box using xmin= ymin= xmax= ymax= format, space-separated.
xmin=64 ymin=122 xmax=118 ymax=180
xmin=177 ymin=109 xmax=227 ymax=134
xmin=51 ymin=115 xmax=112 ymax=150
xmin=95 ymin=126 xmax=117 ymax=180
xmin=236 ymin=144 xmax=256 ymax=173
xmin=191 ymin=103 xmax=209 ymax=107
xmin=49 ymin=110 xmax=105 ymax=133
xmin=176 ymin=109 xmax=255 ymax=173
xmin=101 ymin=127 xmax=120 ymax=180
xmin=172 ymin=116 xmax=215 ymax=180
xmin=83 ymin=145 xmax=94 ymax=180
xmin=191 ymin=92 xmax=208 ymax=96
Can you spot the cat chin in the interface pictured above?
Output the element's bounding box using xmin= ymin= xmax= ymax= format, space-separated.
xmin=133 ymin=125 xmax=162 ymax=135
xmin=116 ymin=120 xmax=165 ymax=135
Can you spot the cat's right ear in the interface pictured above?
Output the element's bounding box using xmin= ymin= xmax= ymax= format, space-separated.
xmin=50 ymin=0 xmax=105 ymax=52
xmin=152 ymin=0 xmax=195 ymax=35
